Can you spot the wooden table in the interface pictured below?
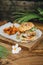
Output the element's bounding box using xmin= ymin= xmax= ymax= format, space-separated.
xmin=0 ymin=21 xmax=43 ymax=65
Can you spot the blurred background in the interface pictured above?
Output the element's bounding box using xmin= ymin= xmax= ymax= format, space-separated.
xmin=0 ymin=0 xmax=43 ymax=22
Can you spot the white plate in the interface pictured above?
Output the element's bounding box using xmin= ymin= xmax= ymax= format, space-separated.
xmin=0 ymin=22 xmax=42 ymax=42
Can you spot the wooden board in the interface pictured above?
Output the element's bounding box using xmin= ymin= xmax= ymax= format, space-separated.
xmin=0 ymin=34 xmax=43 ymax=51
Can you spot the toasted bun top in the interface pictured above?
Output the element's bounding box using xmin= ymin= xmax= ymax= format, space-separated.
xmin=18 ymin=22 xmax=34 ymax=32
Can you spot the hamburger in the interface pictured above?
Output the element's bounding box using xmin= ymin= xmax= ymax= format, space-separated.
xmin=18 ymin=22 xmax=34 ymax=32
xmin=17 ymin=22 xmax=37 ymax=41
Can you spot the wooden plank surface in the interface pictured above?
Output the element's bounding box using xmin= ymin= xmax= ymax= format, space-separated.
xmin=0 ymin=41 xmax=43 ymax=65
xmin=0 ymin=21 xmax=43 ymax=65
xmin=0 ymin=20 xmax=7 ymax=26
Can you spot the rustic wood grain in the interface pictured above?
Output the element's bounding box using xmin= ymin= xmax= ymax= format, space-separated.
xmin=0 ymin=20 xmax=7 ymax=26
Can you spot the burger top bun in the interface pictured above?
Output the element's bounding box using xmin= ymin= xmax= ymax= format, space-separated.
xmin=18 ymin=22 xmax=34 ymax=32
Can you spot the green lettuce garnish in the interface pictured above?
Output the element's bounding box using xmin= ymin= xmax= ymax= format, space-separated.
xmin=29 ymin=27 xmax=37 ymax=32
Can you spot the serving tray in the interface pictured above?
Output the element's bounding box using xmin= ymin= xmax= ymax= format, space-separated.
xmin=0 ymin=22 xmax=43 ymax=51
xmin=0 ymin=34 xmax=43 ymax=51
